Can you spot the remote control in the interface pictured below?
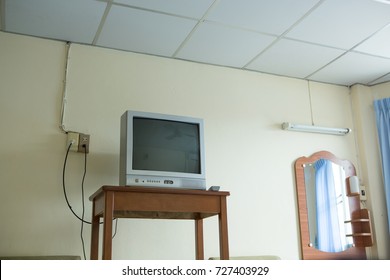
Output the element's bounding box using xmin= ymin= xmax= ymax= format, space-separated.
xmin=208 ymin=186 xmax=220 ymax=191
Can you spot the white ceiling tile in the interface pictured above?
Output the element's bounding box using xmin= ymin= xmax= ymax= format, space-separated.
xmin=310 ymin=52 xmax=390 ymax=85
xmin=369 ymin=73 xmax=390 ymax=85
xmin=3 ymin=0 xmax=390 ymax=86
xmin=97 ymin=6 xmax=197 ymax=56
xmin=246 ymin=39 xmax=345 ymax=78
xmin=206 ymin=0 xmax=321 ymax=35
xmin=5 ymin=0 xmax=106 ymax=43
xmin=287 ymin=0 xmax=390 ymax=49
xmin=354 ymin=24 xmax=390 ymax=58
xmin=176 ymin=22 xmax=276 ymax=68
xmin=113 ymin=0 xmax=215 ymax=18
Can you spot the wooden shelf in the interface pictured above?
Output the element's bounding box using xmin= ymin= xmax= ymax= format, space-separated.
xmin=349 ymin=209 xmax=373 ymax=247
xmin=345 ymin=219 xmax=370 ymax=223
xmin=346 ymin=233 xmax=372 ymax=237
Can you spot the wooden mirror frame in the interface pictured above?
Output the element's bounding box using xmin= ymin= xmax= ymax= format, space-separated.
xmin=295 ymin=151 xmax=367 ymax=259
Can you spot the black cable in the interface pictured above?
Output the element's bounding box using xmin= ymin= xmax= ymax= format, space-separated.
xmin=112 ymin=218 xmax=118 ymax=239
xmin=62 ymin=141 xmax=118 ymax=247
xmin=62 ymin=141 xmax=92 ymax=224
xmin=80 ymin=144 xmax=87 ymax=260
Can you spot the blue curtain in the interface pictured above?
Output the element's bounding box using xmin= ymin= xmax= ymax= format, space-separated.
xmin=314 ymin=159 xmax=343 ymax=252
xmin=374 ymin=98 xmax=390 ymax=234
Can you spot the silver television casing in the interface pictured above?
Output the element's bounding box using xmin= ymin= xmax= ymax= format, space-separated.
xmin=119 ymin=110 xmax=206 ymax=190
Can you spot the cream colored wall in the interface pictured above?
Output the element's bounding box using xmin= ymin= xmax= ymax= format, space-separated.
xmin=350 ymin=83 xmax=390 ymax=260
xmin=1 ymin=31 xmax=385 ymax=260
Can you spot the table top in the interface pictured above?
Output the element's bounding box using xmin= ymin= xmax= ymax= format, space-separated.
xmin=89 ymin=186 xmax=230 ymax=220
xmin=89 ymin=185 xmax=230 ymax=201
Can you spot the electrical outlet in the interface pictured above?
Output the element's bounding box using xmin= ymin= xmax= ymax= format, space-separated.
xmin=360 ymin=185 xmax=367 ymax=201
xmin=78 ymin=133 xmax=90 ymax=153
xmin=67 ymin=132 xmax=79 ymax=152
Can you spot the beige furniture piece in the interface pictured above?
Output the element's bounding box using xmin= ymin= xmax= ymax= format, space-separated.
xmin=0 ymin=255 xmax=81 ymax=260
xmin=209 ymin=255 xmax=281 ymax=260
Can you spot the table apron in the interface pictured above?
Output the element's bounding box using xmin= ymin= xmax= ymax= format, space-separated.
xmin=93 ymin=191 xmax=222 ymax=217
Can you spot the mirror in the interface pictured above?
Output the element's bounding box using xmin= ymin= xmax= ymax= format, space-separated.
xmin=303 ymin=159 xmax=353 ymax=252
xmin=295 ymin=151 xmax=366 ymax=260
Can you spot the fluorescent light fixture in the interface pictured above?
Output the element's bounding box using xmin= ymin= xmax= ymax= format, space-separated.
xmin=373 ymin=0 xmax=390 ymax=4
xmin=282 ymin=122 xmax=351 ymax=136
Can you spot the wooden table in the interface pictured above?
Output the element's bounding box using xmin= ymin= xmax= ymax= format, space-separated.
xmin=89 ymin=186 xmax=230 ymax=260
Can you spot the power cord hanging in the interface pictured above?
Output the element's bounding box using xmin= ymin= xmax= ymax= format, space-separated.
xmin=80 ymin=144 xmax=87 ymax=260
xmin=62 ymin=140 xmax=118 ymax=259
xmin=62 ymin=141 xmax=92 ymax=224
xmin=62 ymin=141 xmax=88 ymax=259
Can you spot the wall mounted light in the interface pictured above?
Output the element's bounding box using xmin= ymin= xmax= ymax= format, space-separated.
xmin=281 ymin=122 xmax=351 ymax=136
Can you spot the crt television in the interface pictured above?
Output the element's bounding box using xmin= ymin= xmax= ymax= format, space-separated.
xmin=120 ymin=110 xmax=206 ymax=190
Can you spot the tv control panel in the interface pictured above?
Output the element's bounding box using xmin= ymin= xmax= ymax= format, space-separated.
xmin=135 ymin=178 xmax=174 ymax=185
xmin=125 ymin=175 xmax=206 ymax=190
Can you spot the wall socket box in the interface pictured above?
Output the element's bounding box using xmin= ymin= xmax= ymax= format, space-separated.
xmin=360 ymin=185 xmax=367 ymax=201
xmin=67 ymin=132 xmax=79 ymax=152
xmin=78 ymin=133 xmax=90 ymax=153
xmin=66 ymin=132 xmax=90 ymax=153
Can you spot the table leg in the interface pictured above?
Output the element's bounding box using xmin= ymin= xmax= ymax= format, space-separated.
xmin=219 ymin=197 xmax=229 ymax=260
xmin=195 ymin=219 xmax=204 ymax=260
xmin=90 ymin=199 xmax=100 ymax=260
xmin=102 ymin=191 xmax=114 ymax=260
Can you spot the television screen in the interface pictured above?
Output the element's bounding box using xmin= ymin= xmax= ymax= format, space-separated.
xmin=133 ymin=117 xmax=201 ymax=174
xmin=120 ymin=110 xmax=206 ymax=189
